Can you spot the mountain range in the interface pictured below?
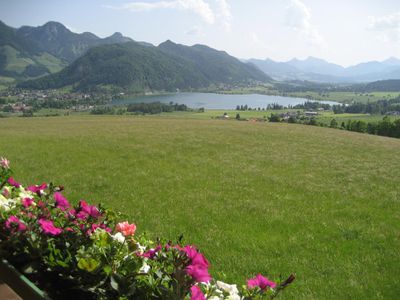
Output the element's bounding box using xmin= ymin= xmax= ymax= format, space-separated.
xmin=1 ymin=20 xmax=269 ymax=91
xmin=1 ymin=19 xmax=399 ymax=92
xmin=249 ymin=56 xmax=400 ymax=83
xmin=0 ymin=20 xmax=133 ymax=80
xmin=19 ymin=40 xmax=268 ymax=91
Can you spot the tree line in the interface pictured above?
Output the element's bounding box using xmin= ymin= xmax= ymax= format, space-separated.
xmin=333 ymin=96 xmax=400 ymax=114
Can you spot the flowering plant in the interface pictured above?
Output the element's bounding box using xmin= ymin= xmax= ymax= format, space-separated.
xmin=0 ymin=158 xmax=294 ymax=299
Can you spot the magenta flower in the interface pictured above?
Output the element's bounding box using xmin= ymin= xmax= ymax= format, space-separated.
xmin=183 ymin=245 xmax=211 ymax=282
xmin=190 ymin=285 xmax=206 ymax=300
xmin=186 ymin=265 xmax=211 ymax=283
xmin=38 ymin=219 xmax=62 ymax=236
xmin=0 ymin=157 xmax=10 ymax=169
xmin=86 ymin=223 xmax=112 ymax=235
xmin=77 ymin=200 xmax=101 ymax=219
xmin=247 ymin=274 xmax=277 ymax=290
xmin=140 ymin=245 xmax=162 ymax=259
xmin=184 ymin=246 xmax=210 ymax=268
xmin=5 ymin=216 xmax=27 ymax=232
xmin=54 ymin=192 xmax=70 ymax=210
xmin=27 ymin=183 xmax=47 ymax=194
xmin=22 ymin=198 xmax=34 ymax=208
xmin=7 ymin=177 xmax=21 ymax=188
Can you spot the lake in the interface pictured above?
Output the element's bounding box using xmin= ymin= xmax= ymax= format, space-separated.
xmin=111 ymin=92 xmax=339 ymax=110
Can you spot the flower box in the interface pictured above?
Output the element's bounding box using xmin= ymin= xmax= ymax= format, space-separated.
xmin=0 ymin=259 xmax=51 ymax=300
xmin=0 ymin=157 xmax=294 ymax=299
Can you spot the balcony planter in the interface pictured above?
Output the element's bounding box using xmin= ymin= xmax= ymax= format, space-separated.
xmin=0 ymin=259 xmax=51 ymax=300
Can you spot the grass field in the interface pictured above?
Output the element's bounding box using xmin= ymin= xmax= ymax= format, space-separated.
xmin=0 ymin=115 xmax=399 ymax=299
xmin=286 ymin=91 xmax=400 ymax=104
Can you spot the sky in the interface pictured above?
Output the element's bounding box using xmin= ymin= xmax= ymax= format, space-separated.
xmin=0 ymin=0 xmax=399 ymax=67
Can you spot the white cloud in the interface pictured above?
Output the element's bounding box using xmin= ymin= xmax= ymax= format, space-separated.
xmin=368 ymin=12 xmax=400 ymax=42
xmin=104 ymin=0 xmax=215 ymax=24
xmin=185 ymin=25 xmax=204 ymax=36
xmin=250 ymin=32 xmax=270 ymax=51
xmin=215 ymin=0 xmax=232 ymax=32
xmin=285 ymin=0 xmax=324 ymax=47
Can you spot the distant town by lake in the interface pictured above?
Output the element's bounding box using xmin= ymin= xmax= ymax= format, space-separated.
xmin=111 ymin=92 xmax=339 ymax=110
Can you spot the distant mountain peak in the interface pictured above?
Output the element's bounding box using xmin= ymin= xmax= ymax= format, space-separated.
xmin=110 ymin=32 xmax=123 ymax=38
xmin=41 ymin=21 xmax=69 ymax=31
xmin=382 ymin=57 xmax=400 ymax=65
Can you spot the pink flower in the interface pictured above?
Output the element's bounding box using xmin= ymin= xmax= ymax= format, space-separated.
xmin=54 ymin=192 xmax=70 ymax=210
xmin=7 ymin=177 xmax=20 ymax=188
xmin=115 ymin=221 xmax=136 ymax=236
xmin=86 ymin=223 xmax=112 ymax=235
xmin=38 ymin=219 xmax=62 ymax=236
xmin=183 ymin=245 xmax=212 ymax=283
xmin=22 ymin=198 xmax=34 ymax=208
xmin=77 ymin=200 xmax=101 ymax=219
xmin=28 ymin=183 xmax=47 ymax=195
xmin=190 ymin=285 xmax=206 ymax=300
xmin=2 ymin=188 xmax=9 ymax=198
xmin=186 ymin=265 xmax=211 ymax=283
xmin=184 ymin=246 xmax=210 ymax=269
xmin=0 ymin=157 xmax=10 ymax=169
xmin=5 ymin=216 xmax=26 ymax=232
xmin=247 ymin=274 xmax=277 ymax=290
xmin=140 ymin=245 xmax=162 ymax=259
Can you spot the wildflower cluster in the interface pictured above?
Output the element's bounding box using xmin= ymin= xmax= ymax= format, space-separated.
xmin=0 ymin=158 xmax=294 ymax=299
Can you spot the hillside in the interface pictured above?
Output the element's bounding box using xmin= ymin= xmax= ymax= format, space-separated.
xmin=0 ymin=20 xmax=133 ymax=82
xmin=18 ymin=41 xmax=271 ymax=92
xmin=16 ymin=21 xmax=133 ymax=63
xmin=158 ymin=40 xmax=270 ymax=83
xmin=358 ymin=79 xmax=400 ymax=92
xmin=1 ymin=116 xmax=399 ymax=299
xmin=0 ymin=21 xmax=66 ymax=80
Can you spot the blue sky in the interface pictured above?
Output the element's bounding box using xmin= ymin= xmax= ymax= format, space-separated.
xmin=1 ymin=0 xmax=399 ymax=66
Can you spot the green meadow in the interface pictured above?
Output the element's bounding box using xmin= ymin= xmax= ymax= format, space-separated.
xmin=1 ymin=115 xmax=400 ymax=299
xmin=286 ymin=91 xmax=400 ymax=104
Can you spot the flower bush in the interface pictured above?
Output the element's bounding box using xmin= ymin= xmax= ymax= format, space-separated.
xmin=0 ymin=157 xmax=294 ymax=299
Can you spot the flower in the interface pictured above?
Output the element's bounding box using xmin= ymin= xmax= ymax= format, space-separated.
xmin=184 ymin=245 xmax=211 ymax=283
xmin=247 ymin=274 xmax=277 ymax=290
xmin=22 ymin=198 xmax=34 ymax=208
xmin=54 ymin=192 xmax=70 ymax=210
xmin=184 ymin=245 xmax=210 ymax=268
xmin=115 ymin=221 xmax=136 ymax=236
xmin=86 ymin=223 xmax=111 ymax=235
xmin=190 ymin=285 xmax=206 ymax=300
xmin=186 ymin=265 xmax=212 ymax=283
xmin=27 ymin=183 xmax=47 ymax=195
xmin=5 ymin=216 xmax=26 ymax=232
xmin=217 ymin=281 xmax=240 ymax=300
xmin=112 ymin=232 xmax=126 ymax=243
xmin=38 ymin=219 xmax=62 ymax=236
xmin=140 ymin=245 xmax=162 ymax=259
xmin=76 ymin=200 xmax=101 ymax=219
xmin=139 ymin=262 xmax=150 ymax=274
xmin=0 ymin=157 xmax=10 ymax=169
xmin=7 ymin=177 xmax=21 ymax=188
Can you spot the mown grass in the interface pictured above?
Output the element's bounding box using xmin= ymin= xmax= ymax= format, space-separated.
xmin=0 ymin=115 xmax=399 ymax=299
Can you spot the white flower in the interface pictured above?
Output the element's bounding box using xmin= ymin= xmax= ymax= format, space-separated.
xmin=136 ymin=242 xmax=146 ymax=254
xmin=139 ymin=262 xmax=150 ymax=274
xmin=18 ymin=187 xmax=34 ymax=199
xmin=0 ymin=196 xmax=16 ymax=211
xmin=112 ymin=232 xmax=125 ymax=243
xmin=217 ymin=281 xmax=241 ymax=300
